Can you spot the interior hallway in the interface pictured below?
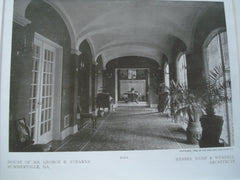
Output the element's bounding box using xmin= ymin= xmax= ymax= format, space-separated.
xmin=9 ymin=1 xmax=232 ymax=150
xmin=54 ymin=107 xmax=198 ymax=152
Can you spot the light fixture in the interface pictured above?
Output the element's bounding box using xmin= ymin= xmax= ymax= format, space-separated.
xmin=16 ymin=34 xmax=27 ymax=56
xmin=79 ymin=59 xmax=85 ymax=69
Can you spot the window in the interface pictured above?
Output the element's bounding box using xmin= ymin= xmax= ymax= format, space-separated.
xmin=176 ymin=53 xmax=188 ymax=88
xmin=205 ymin=31 xmax=230 ymax=75
xmin=164 ymin=62 xmax=170 ymax=89
xmin=204 ymin=30 xmax=232 ymax=145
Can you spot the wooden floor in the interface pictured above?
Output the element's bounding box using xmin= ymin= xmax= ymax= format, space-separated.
xmin=54 ymin=107 xmax=199 ymax=151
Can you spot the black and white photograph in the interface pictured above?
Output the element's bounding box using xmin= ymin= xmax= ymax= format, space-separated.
xmin=8 ymin=0 xmax=235 ymax=152
xmin=1 ymin=0 xmax=240 ymax=179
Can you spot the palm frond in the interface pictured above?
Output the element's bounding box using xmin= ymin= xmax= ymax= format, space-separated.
xmin=207 ymin=64 xmax=223 ymax=88
xmin=206 ymin=64 xmax=231 ymax=105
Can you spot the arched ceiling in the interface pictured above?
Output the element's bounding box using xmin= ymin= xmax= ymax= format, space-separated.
xmin=14 ymin=0 xmax=223 ymax=67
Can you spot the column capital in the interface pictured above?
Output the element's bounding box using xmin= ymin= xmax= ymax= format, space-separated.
xmin=71 ymin=49 xmax=82 ymax=56
xmin=13 ymin=13 xmax=32 ymax=27
xmin=13 ymin=0 xmax=32 ymax=26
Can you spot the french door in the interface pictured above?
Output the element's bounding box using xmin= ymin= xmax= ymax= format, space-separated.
xmin=29 ymin=35 xmax=56 ymax=144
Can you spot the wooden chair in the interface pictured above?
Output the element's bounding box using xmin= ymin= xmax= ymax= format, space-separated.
xmin=15 ymin=118 xmax=51 ymax=152
xmin=76 ymin=96 xmax=97 ymax=129
xmin=96 ymin=92 xmax=113 ymax=112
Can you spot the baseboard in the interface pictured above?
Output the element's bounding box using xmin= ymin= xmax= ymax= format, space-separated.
xmin=60 ymin=124 xmax=78 ymax=140
xmin=150 ymin=104 xmax=158 ymax=108
xmin=73 ymin=124 xmax=78 ymax=133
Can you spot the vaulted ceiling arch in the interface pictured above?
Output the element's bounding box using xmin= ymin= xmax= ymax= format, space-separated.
xmin=101 ymin=45 xmax=163 ymax=69
xmin=42 ymin=0 xmax=77 ymax=50
xmin=95 ymin=41 xmax=167 ymax=62
xmin=14 ymin=0 xmax=77 ymax=50
xmin=75 ymin=22 xmax=188 ymax=49
xmin=14 ymin=0 xmax=224 ymax=65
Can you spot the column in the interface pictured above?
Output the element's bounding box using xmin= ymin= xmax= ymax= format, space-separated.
xmin=71 ymin=49 xmax=81 ymax=125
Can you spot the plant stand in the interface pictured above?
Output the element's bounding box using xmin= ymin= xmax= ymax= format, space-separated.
xmin=186 ymin=121 xmax=202 ymax=144
xmin=97 ymin=109 xmax=104 ymax=117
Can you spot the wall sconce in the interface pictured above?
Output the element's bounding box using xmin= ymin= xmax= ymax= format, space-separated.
xmin=153 ymin=69 xmax=161 ymax=79
xmin=79 ymin=59 xmax=85 ymax=70
xmin=107 ymin=72 xmax=112 ymax=78
xmin=15 ymin=32 xmax=34 ymax=56
xmin=95 ymin=67 xmax=102 ymax=76
xmin=104 ymin=70 xmax=112 ymax=79
xmin=16 ymin=34 xmax=27 ymax=56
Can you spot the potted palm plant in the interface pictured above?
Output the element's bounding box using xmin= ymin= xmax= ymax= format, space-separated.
xmin=167 ymin=64 xmax=231 ymax=146
xmin=169 ymin=81 xmax=204 ymax=144
xmin=199 ymin=65 xmax=231 ymax=147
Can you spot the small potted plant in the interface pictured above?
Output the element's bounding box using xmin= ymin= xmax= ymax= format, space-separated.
xmin=169 ymin=81 xmax=204 ymax=144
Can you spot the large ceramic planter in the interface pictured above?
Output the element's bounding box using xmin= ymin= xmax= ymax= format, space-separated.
xmin=97 ymin=109 xmax=104 ymax=117
xmin=200 ymin=115 xmax=223 ymax=147
xmin=158 ymin=92 xmax=169 ymax=113
xmin=186 ymin=121 xmax=202 ymax=144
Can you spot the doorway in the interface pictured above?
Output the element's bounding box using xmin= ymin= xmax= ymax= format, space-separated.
xmin=115 ymin=68 xmax=150 ymax=105
xmin=29 ymin=33 xmax=62 ymax=144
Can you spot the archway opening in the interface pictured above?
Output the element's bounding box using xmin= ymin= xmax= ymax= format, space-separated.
xmin=105 ymin=56 xmax=161 ymax=107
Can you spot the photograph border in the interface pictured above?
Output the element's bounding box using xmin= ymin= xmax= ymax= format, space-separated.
xmin=1 ymin=0 xmax=240 ymax=179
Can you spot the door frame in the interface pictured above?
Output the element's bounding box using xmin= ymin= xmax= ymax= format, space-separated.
xmin=115 ymin=68 xmax=150 ymax=105
xmin=34 ymin=32 xmax=63 ymax=143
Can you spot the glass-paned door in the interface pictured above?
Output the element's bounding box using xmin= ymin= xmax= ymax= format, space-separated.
xmin=29 ymin=37 xmax=55 ymax=144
